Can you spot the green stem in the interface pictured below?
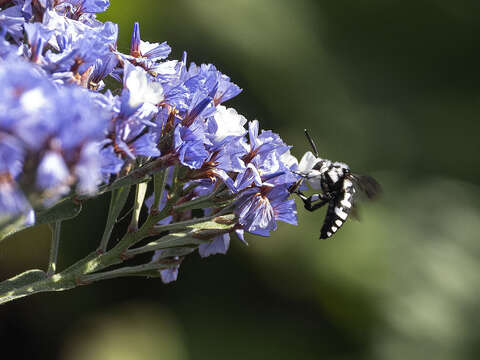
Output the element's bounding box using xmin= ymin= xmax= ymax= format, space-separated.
xmin=0 ymin=158 xmax=238 ymax=305
xmin=47 ymin=221 xmax=61 ymax=276
xmin=151 ymin=215 xmax=219 ymax=234
xmin=98 ymin=186 xmax=131 ymax=253
xmin=125 ymin=232 xmax=202 ymax=257
xmin=128 ymin=182 xmax=147 ymax=232
xmin=0 ymin=205 xmax=164 ymax=305
xmin=170 ymin=164 xmax=180 ymax=192
xmin=79 ymin=262 xmax=176 ymax=283
xmin=150 ymin=208 xmax=234 ymax=234
xmin=152 ymin=169 xmax=168 ymax=211
xmin=173 ymin=183 xmax=229 ymax=212
xmin=0 ymin=174 xmax=188 ymax=303
xmin=93 ymin=153 xmax=176 ymax=198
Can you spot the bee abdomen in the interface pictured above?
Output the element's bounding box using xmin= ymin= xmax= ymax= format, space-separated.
xmin=320 ymin=181 xmax=355 ymax=239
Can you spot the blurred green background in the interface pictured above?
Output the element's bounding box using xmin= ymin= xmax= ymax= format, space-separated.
xmin=1 ymin=0 xmax=480 ymax=359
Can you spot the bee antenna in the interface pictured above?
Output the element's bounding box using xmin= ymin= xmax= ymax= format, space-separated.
xmin=304 ymin=129 xmax=319 ymax=158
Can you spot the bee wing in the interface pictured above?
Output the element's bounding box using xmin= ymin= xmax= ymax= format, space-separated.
xmin=349 ymin=204 xmax=361 ymax=221
xmin=350 ymin=174 xmax=381 ymax=200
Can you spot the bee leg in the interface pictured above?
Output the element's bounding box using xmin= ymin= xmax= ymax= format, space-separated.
xmin=295 ymin=191 xmax=330 ymax=212
xmin=288 ymin=178 xmax=304 ymax=194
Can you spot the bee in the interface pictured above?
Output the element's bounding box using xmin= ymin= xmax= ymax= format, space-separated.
xmin=292 ymin=130 xmax=381 ymax=239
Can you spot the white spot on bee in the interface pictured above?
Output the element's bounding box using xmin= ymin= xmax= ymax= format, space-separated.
xmin=331 ymin=226 xmax=338 ymax=232
xmin=320 ymin=161 xmax=332 ymax=173
xmin=328 ymin=170 xmax=339 ymax=183
xmin=335 ymin=207 xmax=348 ymax=220
xmin=327 ymin=231 xmax=332 ymax=237
xmin=333 ymin=161 xmax=349 ymax=170
xmin=335 ymin=219 xmax=343 ymax=227
xmin=343 ymin=179 xmax=353 ymax=188
xmin=341 ymin=199 xmax=351 ymax=208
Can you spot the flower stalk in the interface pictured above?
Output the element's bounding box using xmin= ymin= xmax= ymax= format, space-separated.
xmin=128 ymin=182 xmax=147 ymax=232
xmin=46 ymin=221 xmax=62 ymax=276
xmin=98 ymin=186 xmax=131 ymax=253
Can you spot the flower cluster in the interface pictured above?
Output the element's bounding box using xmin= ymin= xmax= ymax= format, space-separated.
xmin=0 ymin=0 xmax=301 ymax=282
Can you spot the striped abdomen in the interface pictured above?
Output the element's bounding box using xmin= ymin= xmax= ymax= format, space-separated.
xmin=320 ymin=178 xmax=355 ymax=239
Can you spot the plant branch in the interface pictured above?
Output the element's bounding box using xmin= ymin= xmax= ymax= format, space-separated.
xmin=125 ymin=232 xmax=203 ymax=257
xmin=128 ymin=182 xmax=147 ymax=232
xmin=98 ymin=186 xmax=131 ymax=253
xmin=152 ymin=169 xmax=168 ymax=211
xmin=173 ymin=183 xmax=230 ymax=212
xmin=79 ymin=262 xmax=178 ymax=283
xmin=46 ymin=221 xmax=61 ymax=276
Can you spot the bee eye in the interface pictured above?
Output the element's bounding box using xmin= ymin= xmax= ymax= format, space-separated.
xmin=313 ymin=162 xmax=323 ymax=170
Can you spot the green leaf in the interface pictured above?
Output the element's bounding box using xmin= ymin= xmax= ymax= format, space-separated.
xmin=0 ymin=269 xmax=47 ymax=294
xmin=36 ymin=198 xmax=82 ymax=225
xmin=0 ymin=198 xmax=82 ymax=243
xmin=0 ymin=215 xmax=30 ymax=243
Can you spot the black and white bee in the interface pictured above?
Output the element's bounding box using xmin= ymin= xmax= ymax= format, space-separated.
xmin=291 ymin=130 xmax=381 ymax=239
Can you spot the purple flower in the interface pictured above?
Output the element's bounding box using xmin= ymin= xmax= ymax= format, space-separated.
xmin=0 ymin=4 xmax=25 ymax=43
xmin=41 ymin=11 xmax=118 ymax=78
xmin=0 ymin=0 xmax=302 ymax=247
xmin=159 ymin=264 xmax=179 ymax=284
xmin=88 ymin=53 xmax=118 ymax=89
xmin=53 ymin=0 xmax=110 ymax=19
xmin=144 ymin=176 xmax=173 ymax=225
xmin=0 ymin=174 xmax=31 ymax=222
xmin=0 ymin=134 xmax=24 ymax=179
xmin=0 ymin=29 xmax=17 ymax=58
xmin=0 ymin=59 xmax=110 ymax=207
xmin=198 ymin=234 xmax=230 ymax=258
xmin=99 ymin=145 xmax=124 ymax=182
xmin=206 ymin=105 xmax=247 ymax=146
xmin=233 ymin=120 xmax=300 ymax=190
xmin=181 ymin=83 xmax=217 ymax=127
xmin=183 ymin=63 xmax=242 ymax=106
xmin=152 ymin=250 xmax=180 ymax=284
xmin=235 ymin=185 xmax=297 ymax=236
xmin=127 ymin=22 xmax=171 ymax=70
xmin=36 ymin=151 xmax=70 ymax=191
xmin=174 ymin=120 xmax=209 ymax=169
xmin=121 ymin=62 xmax=163 ymax=117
